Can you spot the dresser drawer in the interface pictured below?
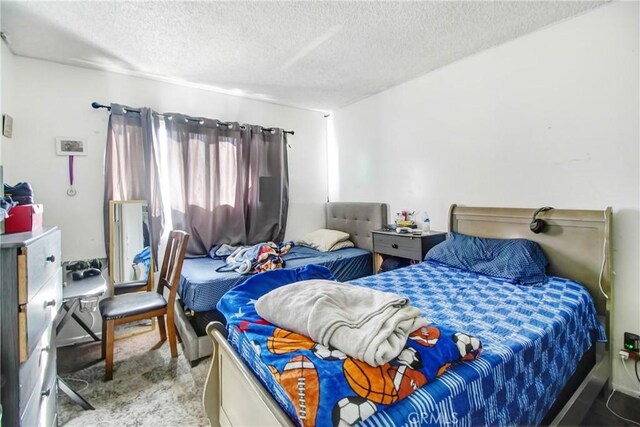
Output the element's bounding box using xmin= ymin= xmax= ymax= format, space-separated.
xmin=19 ymin=324 xmax=55 ymax=416
xmin=373 ymin=233 xmax=422 ymax=259
xmin=24 ymin=230 xmax=61 ymax=302
xmin=20 ymin=358 xmax=57 ymax=427
xmin=19 ymin=268 xmax=62 ymax=361
xmin=42 ymin=373 xmax=58 ymax=427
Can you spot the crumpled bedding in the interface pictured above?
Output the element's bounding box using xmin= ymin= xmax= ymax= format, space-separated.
xmin=212 ymin=241 xmax=294 ymax=274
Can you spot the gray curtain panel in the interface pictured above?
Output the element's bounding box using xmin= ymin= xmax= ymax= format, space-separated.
xmin=140 ymin=108 xmax=163 ymax=259
xmin=103 ymin=104 xmax=150 ymax=254
xmin=104 ymin=105 xmax=290 ymax=258
xmin=245 ymin=126 xmax=289 ymax=244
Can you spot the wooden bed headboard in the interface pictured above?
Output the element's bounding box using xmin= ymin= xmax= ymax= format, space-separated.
xmin=449 ymin=205 xmax=612 ymax=321
xmin=325 ymin=202 xmax=388 ymax=252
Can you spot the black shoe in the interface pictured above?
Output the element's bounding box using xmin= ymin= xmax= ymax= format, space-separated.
xmin=66 ymin=259 xmax=103 ymax=271
xmin=72 ymin=268 xmax=101 ymax=281
xmin=4 ymin=182 xmax=34 ymax=205
xmin=67 ymin=260 xmax=91 ymax=271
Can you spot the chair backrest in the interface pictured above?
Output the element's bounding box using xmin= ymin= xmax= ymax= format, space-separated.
xmin=156 ymin=230 xmax=189 ymax=309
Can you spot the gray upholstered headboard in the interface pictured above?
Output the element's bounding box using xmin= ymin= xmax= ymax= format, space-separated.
xmin=325 ymin=202 xmax=388 ymax=252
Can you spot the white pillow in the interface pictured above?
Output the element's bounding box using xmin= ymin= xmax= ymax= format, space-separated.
xmin=328 ymin=240 xmax=355 ymax=251
xmin=298 ymin=229 xmax=350 ymax=252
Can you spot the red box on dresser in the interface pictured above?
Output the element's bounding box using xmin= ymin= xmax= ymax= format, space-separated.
xmin=5 ymin=204 xmax=43 ymax=234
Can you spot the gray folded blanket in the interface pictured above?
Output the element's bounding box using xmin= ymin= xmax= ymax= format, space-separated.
xmin=255 ymin=279 xmax=427 ymax=366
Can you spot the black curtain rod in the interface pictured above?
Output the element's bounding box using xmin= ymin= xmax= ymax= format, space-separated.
xmin=91 ymin=102 xmax=294 ymax=135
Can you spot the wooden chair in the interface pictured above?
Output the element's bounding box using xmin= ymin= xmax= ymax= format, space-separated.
xmin=99 ymin=230 xmax=189 ymax=380
xmin=112 ymin=262 xmax=153 ymax=295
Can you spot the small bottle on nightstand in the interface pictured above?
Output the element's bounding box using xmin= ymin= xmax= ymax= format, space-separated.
xmin=421 ymin=211 xmax=431 ymax=233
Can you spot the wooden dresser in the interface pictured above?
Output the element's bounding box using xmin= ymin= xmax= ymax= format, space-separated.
xmin=1 ymin=227 xmax=62 ymax=426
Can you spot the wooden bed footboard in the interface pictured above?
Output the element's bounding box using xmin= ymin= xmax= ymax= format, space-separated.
xmin=203 ymin=321 xmax=294 ymax=427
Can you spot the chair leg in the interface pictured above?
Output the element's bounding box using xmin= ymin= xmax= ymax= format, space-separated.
xmin=157 ymin=315 xmax=167 ymax=341
xmin=104 ymin=320 xmax=115 ymax=381
xmin=101 ymin=319 xmax=107 ymax=360
xmin=167 ymin=312 xmax=178 ymax=358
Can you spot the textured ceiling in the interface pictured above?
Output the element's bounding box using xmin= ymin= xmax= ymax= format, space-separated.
xmin=1 ymin=1 xmax=604 ymax=111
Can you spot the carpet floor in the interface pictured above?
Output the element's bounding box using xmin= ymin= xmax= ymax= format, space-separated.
xmin=57 ymin=330 xmax=209 ymax=426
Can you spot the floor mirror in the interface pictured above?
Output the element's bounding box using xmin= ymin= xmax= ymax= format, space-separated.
xmin=108 ymin=200 xmax=155 ymax=338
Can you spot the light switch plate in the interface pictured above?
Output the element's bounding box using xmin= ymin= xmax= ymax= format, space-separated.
xmin=3 ymin=114 xmax=13 ymax=138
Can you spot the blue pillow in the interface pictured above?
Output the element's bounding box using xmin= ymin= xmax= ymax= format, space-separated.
xmin=425 ymin=232 xmax=548 ymax=284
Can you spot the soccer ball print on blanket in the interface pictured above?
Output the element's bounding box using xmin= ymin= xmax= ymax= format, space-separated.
xmin=332 ymin=396 xmax=378 ymax=427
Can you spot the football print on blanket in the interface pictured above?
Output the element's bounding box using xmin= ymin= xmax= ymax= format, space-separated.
xmin=387 ymin=365 xmax=428 ymax=399
xmin=408 ymin=325 xmax=441 ymax=347
xmin=280 ymin=355 xmax=320 ymax=426
xmin=393 ymin=347 xmax=423 ymax=369
xmin=268 ymin=365 xmax=281 ymax=383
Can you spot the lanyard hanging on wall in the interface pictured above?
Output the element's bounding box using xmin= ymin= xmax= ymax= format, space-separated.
xmin=67 ymin=155 xmax=77 ymax=196
xmin=55 ymin=137 xmax=86 ymax=196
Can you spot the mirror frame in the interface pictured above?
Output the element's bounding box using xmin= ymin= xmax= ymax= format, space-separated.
xmin=108 ymin=199 xmax=154 ymax=295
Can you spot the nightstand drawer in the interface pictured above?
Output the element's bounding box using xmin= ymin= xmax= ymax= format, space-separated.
xmin=373 ymin=233 xmax=422 ymax=260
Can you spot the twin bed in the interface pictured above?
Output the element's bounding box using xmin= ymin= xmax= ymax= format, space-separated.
xmin=201 ymin=204 xmax=612 ymax=426
xmin=174 ymin=202 xmax=388 ymax=362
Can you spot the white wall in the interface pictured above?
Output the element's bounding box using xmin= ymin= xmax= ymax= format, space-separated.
xmin=1 ymin=49 xmax=327 ymax=260
xmin=1 ymin=43 xmax=16 ymax=165
xmin=332 ymin=2 xmax=639 ymax=394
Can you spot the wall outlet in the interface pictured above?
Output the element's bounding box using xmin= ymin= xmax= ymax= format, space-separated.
xmin=624 ymin=332 xmax=639 ymax=353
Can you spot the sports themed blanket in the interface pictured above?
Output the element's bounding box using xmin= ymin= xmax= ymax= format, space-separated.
xmin=217 ymin=265 xmax=481 ymax=427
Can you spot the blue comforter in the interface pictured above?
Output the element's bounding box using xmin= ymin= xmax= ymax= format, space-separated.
xmin=218 ymin=265 xmax=482 ymax=427
xmin=218 ymin=261 xmax=605 ymax=426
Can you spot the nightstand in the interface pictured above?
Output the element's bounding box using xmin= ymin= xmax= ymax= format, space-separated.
xmin=371 ymin=229 xmax=446 ymax=273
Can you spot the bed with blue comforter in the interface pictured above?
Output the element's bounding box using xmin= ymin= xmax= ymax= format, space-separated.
xmin=179 ymin=246 xmax=372 ymax=312
xmin=217 ymin=260 xmax=605 ymax=427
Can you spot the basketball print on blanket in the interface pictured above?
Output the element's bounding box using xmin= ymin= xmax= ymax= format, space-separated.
xmin=278 ymin=355 xmax=320 ymax=426
xmin=267 ymin=328 xmax=315 ymax=354
xmin=342 ymin=358 xmax=399 ymax=405
xmin=437 ymin=362 xmax=452 ymax=377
